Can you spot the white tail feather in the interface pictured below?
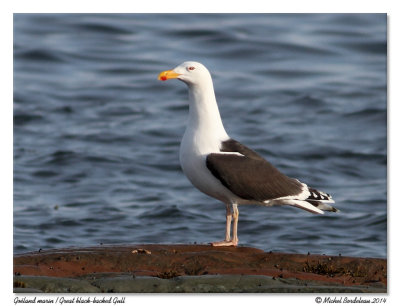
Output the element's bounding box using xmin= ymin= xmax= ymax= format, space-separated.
xmin=285 ymin=200 xmax=324 ymax=215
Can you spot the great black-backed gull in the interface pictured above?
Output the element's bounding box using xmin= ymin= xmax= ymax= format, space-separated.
xmin=158 ymin=61 xmax=338 ymax=247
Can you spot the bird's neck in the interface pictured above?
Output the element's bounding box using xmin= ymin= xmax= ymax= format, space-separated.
xmin=187 ymin=82 xmax=228 ymax=142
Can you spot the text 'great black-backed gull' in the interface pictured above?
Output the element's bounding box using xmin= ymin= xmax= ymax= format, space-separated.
xmin=158 ymin=61 xmax=338 ymax=247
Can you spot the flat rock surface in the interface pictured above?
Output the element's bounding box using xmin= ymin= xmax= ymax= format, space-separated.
xmin=14 ymin=244 xmax=387 ymax=293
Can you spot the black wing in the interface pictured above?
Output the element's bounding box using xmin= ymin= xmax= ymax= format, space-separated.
xmin=206 ymin=139 xmax=305 ymax=201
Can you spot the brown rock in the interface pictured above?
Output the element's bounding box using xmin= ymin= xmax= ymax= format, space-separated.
xmin=14 ymin=244 xmax=386 ymax=289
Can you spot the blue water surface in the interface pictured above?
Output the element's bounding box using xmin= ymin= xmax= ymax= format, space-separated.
xmin=13 ymin=14 xmax=387 ymax=258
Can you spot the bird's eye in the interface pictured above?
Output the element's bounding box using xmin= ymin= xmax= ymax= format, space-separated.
xmin=188 ymin=66 xmax=195 ymax=71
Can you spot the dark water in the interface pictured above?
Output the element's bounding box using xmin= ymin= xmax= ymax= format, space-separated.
xmin=13 ymin=14 xmax=387 ymax=258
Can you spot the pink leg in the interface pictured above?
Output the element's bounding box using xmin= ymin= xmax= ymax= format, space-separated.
xmin=224 ymin=204 xmax=232 ymax=241
xmin=231 ymin=204 xmax=239 ymax=245
xmin=211 ymin=204 xmax=238 ymax=247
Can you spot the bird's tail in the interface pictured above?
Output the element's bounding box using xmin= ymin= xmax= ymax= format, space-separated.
xmin=285 ymin=199 xmax=339 ymax=215
xmin=272 ymin=187 xmax=339 ymax=214
xmin=307 ymin=187 xmax=334 ymax=203
xmin=305 ymin=187 xmax=339 ymax=212
xmin=264 ymin=187 xmax=339 ymax=214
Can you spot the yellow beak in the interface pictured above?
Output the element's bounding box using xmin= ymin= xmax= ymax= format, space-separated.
xmin=158 ymin=70 xmax=181 ymax=81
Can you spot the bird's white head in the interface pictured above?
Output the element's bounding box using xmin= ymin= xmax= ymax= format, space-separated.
xmin=158 ymin=61 xmax=212 ymax=87
xmin=158 ymin=61 xmax=228 ymax=142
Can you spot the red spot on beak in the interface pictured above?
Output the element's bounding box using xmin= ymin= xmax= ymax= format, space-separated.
xmin=158 ymin=70 xmax=180 ymax=81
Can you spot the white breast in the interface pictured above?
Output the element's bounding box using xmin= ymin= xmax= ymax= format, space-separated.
xmin=179 ymin=127 xmax=238 ymax=204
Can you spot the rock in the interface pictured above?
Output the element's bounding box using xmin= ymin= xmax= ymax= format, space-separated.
xmin=13 ymin=244 xmax=387 ymax=293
